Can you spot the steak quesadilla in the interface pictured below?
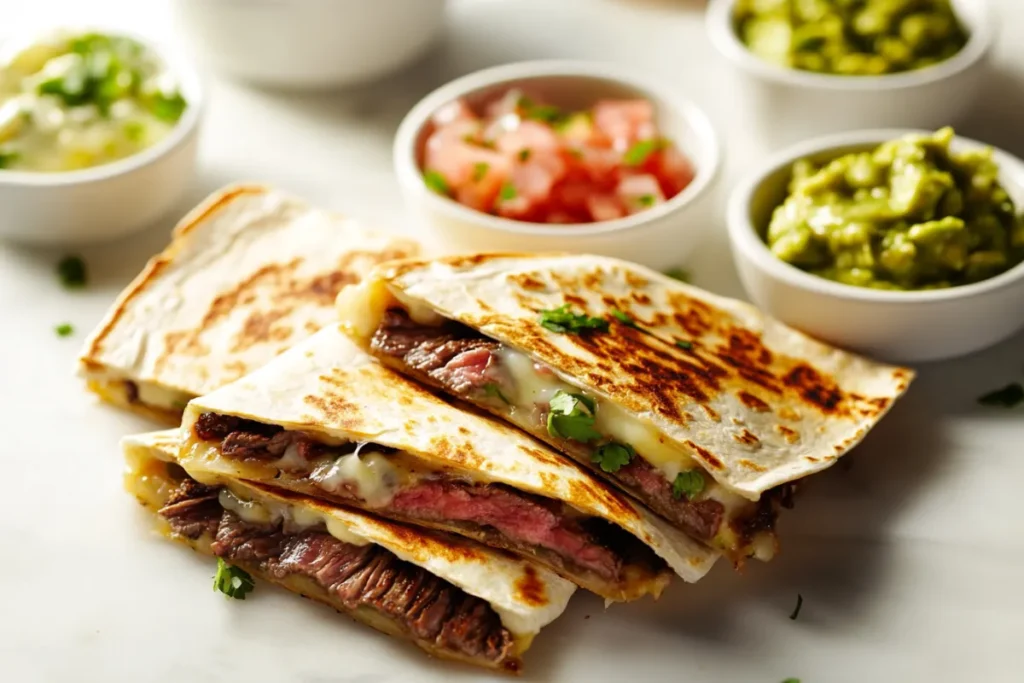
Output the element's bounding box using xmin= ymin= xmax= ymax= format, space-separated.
xmin=177 ymin=325 xmax=720 ymax=601
xmin=79 ymin=184 xmax=419 ymax=422
xmin=337 ymin=253 xmax=914 ymax=563
xmin=124 ymin=430 xmax=574 ymax=672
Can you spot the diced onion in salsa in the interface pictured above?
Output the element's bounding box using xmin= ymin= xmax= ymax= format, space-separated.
xmin=421 ymin=90 xmax=695 ymax=224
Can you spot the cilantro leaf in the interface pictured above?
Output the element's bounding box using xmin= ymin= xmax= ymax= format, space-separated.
xmin=499 ymin=183 xmax=517 ymax=201
xmin=423 ymin=169 xmax=451 ymax=196
xmin=781 ymin=679 xmax=801 ymax=683
xmin=672 ymin=470 xmax=705 ymax=500
xmin=664 ymin=267 xmax=690 ymax=283
xmin=611 ymin=308 xmax=640 ymax=329
xmin=55 ymin=323 xmax=74 ymax=337
xmin=637 ymin=194 xmax=655 ymax=207
xmin=978 ymin=383 xmax=1024 ymax=408
xmin=623 ymin=138 xmax=666 ymax=166
xmin=547 ymin=390 xmax=602 ymax=443
xmin=484 ymin=382 xmax=510 ymax=405
xmin=472 ymin=161 xmax=489 ymax=182
xmin=591 ymin=442 xmax=635 ymax=473
xmin=676 ymin=340 xmax=693 ymax=350
xmin=538 ymin=304 xmax=609 ymax=334
xmin=518 ymin=148 xmax=531 ymax=162
xmin=57 ymin=255 xmax=87 ymax=289
xmin=213 ymin=557 xmax=255 ymax=599
xmin=789 ymin=593 xmax=803 ymax=620
xmin=150 ymin=91 xmax=188 ymax=123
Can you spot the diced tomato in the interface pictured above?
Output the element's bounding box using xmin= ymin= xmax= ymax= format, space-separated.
xmin=617 ymin=173 xmax=665 ymax=214
xmin=652 ymin=145 xmax=696 ymax=197
xmin=592 ymin=99 xmax=656 ymax=150
xmin=586 ymin=194 xmax=627 ymax=222
xmin=495 ymin=120 xmax=561 ymax=157
xmin=431 ymin=99 xmax=477 ymax=126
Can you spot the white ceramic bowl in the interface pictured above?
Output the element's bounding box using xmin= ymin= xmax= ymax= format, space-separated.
xmin=707 ymin=0 xmax=995 ymax=147
xmin=171 ymin=0 xmax=448 ymax=89
xmin=0 ymin=31 xmax=202 ymax=246
xmin=728 ymin=129 xmax=1024 ymax=363
xmin=393 ymin=60 xmax=722 ymax=271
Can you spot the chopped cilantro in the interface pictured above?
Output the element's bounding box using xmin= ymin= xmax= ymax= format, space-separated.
xmin=484 ymin=382 xmax=510 ymax=405
xmin=664 ymin=267 xmax=691 ymax=282
xmin=57 ymin=255 xmax=87 ymax=289
xmin=547 ymin=390 xmax=602 ymax=443
xmin=150 ymin=91 xmax=188 ymax=123
xmin=499 ymin=183 xmax=517 ymax=201
xmin=672 ymin=470 xmax=705 ymax=500
xmin=781 ymin=679 xmax=801 ymax=683
xmin=538 ymin=304 xmax=609 ymax=334
xmin=423 ymin=169 xmax=451 ymax=196
xmin=591 ymin=442 xmax=635 ymax=473
xmin=213 ymin=557 xmax=255 ymax=599
xmin=523 ymin=104 xmax=562 ymax=123
xmin=472 ymin=161 xmax=490 ymax=182
xmin=623 ymin=138 xmax=666 ymax=166
xmin=122 ymin=120 xmax=146 ymax=142
xmin=637 ymin=194 xmax=656 ymax=207
xmin=978 ymin=383 xmax=1024 ymax=408
xmin=518 ymin=148 xmax=531 ymax=162
xmin=55 ymin=323 xmax=74 ymax=337
xmin=789 ymin=594 xmax=803 ymax=620
xmin=610 ymin=308 xmax=640 ymax=329
xmin=676 ymin=340 xmax=693 ymax=350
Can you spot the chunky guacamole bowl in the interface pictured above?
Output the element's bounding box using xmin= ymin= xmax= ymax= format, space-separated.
xmin=727 ymin=129 xmax=1024 ymax=363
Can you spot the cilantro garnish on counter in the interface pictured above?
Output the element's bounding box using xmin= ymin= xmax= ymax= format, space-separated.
xmin=538 ymin=304 xmax=609 ymax=334
xmin=213 ymin=557 xmax=255 ymax=599
xmin=664 ymin=267 xmax=690 ymax=283
xmin=55 ymin=323 xmax=74 ymax=337
xmin=57 ymin=255 xmax=87 ymax=289
xmin=977 ymin=383 xmax=1024 ymax=408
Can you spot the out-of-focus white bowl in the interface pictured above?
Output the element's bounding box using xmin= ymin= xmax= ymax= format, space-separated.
xmin=0 ymin=31 xmax=203 ymax=246
xmin=171 ymin=0 xmax=448 ymax=89
xmin=728 ymin=129 xmax=1024 ymax=363
xmin=706 ymin=0 xmax=995 ymax=147
xmin=393 ymin=60 xmax=722 ymax=271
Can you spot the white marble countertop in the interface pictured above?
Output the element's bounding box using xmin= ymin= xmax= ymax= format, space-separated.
xmin=2 ymin=1 xmax=1023 ymax=681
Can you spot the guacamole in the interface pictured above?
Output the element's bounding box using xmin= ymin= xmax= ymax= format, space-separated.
xmin=765 ymin=128 xmax=1024 ymax=290
xmin=735 ymin=0 xmax=969 ymax=76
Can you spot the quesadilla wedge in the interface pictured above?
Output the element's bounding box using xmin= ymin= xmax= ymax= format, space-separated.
xmin=124 ymin=430 xmax=574 ymax=673
xmin=79 ymin=184 xmax=418 ymax=422
xmin=337 ymin=253 xmax=914 ymax=563
xmin=177 ymin=324 xmax=720 ymax=601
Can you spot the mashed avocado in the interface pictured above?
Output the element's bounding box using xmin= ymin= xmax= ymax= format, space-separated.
xmin=765 ymin=128 xmax=1024 ymax=290
xmin=735 ymin=0 xmax=969 ymax=75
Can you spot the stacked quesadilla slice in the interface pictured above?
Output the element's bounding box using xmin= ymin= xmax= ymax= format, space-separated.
xmin=337 ymin=253 xmax=914 ymax=563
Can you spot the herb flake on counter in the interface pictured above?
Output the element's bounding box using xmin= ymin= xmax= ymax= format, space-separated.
xmin=484 ymin=382 xmax=510 ymax=405
xmin=213 ymin=557 xmax=254 ymax=599
xmin=423 ymin=170 xmax=451 ymax=196
xmin=664 ymin=267 xmax=691 ymax=283
xmin=789 ymin=593 xmax=803 ymax=620
xmin=592 ymin=441 xmax=635 ymax=474
xmin=538 ymin=304 xmax=609 ymax=334
xmin=978 ymin=383 xmax=1024 ymax=408
xmin=55 ymin=323 xmax=74 ymax=337
xmin=548 ymin=390 xmax=602 ymax=443
xmin=57 ymin=255 xmax=88 ymax=289
xmin=672 ymin=470 xmax=705 ymax=500
xmin=781 ymin=679 xmax=801 ymax=683
xmin=0 ymin=151 xmax=19 ymax=168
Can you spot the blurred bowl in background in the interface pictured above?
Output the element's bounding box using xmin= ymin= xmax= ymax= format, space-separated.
xmin=706 ymin=0 xmax=995 ymax=147
xmin=170 ymin=0 xmax=448 ymax=90
xmin=393 ymin=60 xmax=722 ymax=271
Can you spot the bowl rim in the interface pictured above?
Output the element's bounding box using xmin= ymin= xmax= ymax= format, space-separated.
xmin=392 ymin=59 xmax=721 ymax=237
xmin=0 ymin=26 xmax=205 ymax=188
xmin=727 ymin=127 xmax=1024 ymax=305
xmin=706 ymin=0 xmax=995 ymax=91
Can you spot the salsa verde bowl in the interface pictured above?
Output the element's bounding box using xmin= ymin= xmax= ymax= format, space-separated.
xmin=0 ymin=29 xmax=203 ymax=245
xmin=706 ymin=0 xmax=995 ymax=146
xmin=727 ymin=128 xmax=1024 ymax=363
xmin=392 ymin=60 xmax=721 ymax=271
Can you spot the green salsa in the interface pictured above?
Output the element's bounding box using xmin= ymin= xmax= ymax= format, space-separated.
xmin=734 ymin=0 xmax=969 ymax=76
xmin=765 ymin=128 xmax=1024 ymax=290
xmin=0 ymin=31 xmax=188 ymax=172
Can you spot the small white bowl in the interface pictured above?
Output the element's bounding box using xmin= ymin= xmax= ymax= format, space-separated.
xmin=170 ymin=0 xmax=448 ymax=89
xmin=0 ymin=31 xmax=203 ymax=246
xmin=393 ymin=60 xmax=722 ymax=271
xmin=706 ymin=0 xmax=995 ymax=146
xmin=728 ymin=129 xmax=1024 ymax=363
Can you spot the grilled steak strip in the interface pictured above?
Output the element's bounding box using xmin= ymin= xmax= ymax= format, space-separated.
xmin=194 ymin=415 xmax=655 ymax=583
xmin=160 ymin=478 xmax=513 ymax=664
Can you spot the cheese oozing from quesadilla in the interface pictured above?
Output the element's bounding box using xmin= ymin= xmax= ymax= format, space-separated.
xmin=177 ymin=325 xmax=720 ymax=601
xmin=78 ymin=184 xmax=419 ymax=421
xmin=336 ymin=253 xmax=913 ymax=564
xmin=123 ymin=430 xmax=575 ymax=672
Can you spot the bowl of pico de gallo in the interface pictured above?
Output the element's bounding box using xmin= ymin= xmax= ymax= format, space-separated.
xmin=393 ymin=60 xmax=721 ymax=270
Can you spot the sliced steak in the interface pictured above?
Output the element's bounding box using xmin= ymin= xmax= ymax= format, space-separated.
xmin=371 ymin=308 xmax=500 ymax=396
xmin=389 ymin=480 xmax=622 ymax=580
xmin=615 ymin=458 xmax=724 ymax=541
xmin=159 ymin=479 xmax=221 ymax=539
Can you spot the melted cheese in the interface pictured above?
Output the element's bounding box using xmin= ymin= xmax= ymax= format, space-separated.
xmin=218 ymin=486 xmax=371 ymax=547
xmin=309 ymin=445 xmax=402 ymax=508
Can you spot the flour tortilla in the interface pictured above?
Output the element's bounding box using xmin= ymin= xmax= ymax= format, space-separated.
xmin=123 ymin=430 xmax=573 ymax=672
xmin=337 ymin=253 xmax=914 ymax=501
xmin=79 ymin=184 xmax=419 ymax=422
xmin=178 ymin=325 xmax=719 ymax=597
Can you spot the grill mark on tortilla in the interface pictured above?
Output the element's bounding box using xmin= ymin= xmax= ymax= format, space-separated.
xmin=782 ymin=364 xmax=845 ymax=415
xmin=738 ymin=391 xmax=770 ymax=412
xmin=685 ymin=440 xmax=725 ymax=471
xmin=734 ymin=429 xmax=760 ymax=447
xmin=775 ymin=425 xmax=800 ymax=443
